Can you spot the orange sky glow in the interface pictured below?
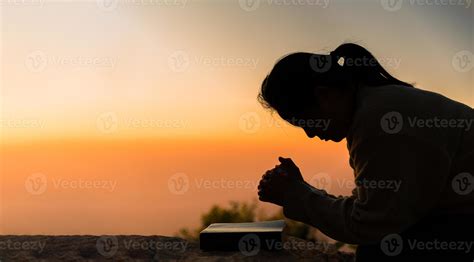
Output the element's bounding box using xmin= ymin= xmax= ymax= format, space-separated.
xmin=0 ymin=1 xmax=472 ymax=235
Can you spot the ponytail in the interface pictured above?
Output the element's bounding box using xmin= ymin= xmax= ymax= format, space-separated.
xmin=329 ymin=43 xmax=412 ymax=87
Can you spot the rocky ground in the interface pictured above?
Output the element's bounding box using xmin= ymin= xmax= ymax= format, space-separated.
xmin=0 ymin=235 xmax=354 ymax=261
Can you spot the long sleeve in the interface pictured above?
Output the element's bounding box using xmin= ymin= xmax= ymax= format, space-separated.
xmin=282 ymin=134 xmax=451 ymax=244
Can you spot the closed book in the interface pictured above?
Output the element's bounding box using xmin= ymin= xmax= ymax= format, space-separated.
xmin=199 ymin=220 xmax=285 ymax=252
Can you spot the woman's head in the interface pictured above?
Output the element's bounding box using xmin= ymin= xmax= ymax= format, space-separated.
xmin=258 ymin=43 xmax=411 ymax=142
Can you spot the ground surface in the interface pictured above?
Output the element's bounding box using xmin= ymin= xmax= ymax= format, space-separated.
xmin=0 ymin=235 xmax=355 ymax=261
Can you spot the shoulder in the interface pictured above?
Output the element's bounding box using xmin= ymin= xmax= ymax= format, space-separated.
xmin=346 ymin=84 xmax=469 ymax=154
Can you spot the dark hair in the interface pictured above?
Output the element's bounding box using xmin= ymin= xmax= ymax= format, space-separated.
xmin=258 ymin=43 xmax=412 ymax=118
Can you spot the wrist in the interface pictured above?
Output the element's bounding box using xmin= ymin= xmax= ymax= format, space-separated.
xmin=282 ymin=180 xmax=314 ymax=221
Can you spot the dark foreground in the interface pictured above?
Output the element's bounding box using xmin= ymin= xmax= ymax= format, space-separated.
xmin=0 ymin=235 xmax=354 ymax=261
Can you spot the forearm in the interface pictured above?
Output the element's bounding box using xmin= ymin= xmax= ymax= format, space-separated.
xmin=281 ymin=136 xmax=450 ymax=244
xmin=282 ymin=181 xmax=377 ymax=245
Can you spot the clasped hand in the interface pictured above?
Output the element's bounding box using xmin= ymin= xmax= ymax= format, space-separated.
xmin=258 ymin=157 xmax=304 ymax=206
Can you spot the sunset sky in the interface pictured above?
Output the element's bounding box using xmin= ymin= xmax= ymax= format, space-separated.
xmin=1 ymin=0 xmax=472 ymax=235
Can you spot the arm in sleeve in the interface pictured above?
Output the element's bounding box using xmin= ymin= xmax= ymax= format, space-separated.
xmin=282 ymin=135 xmax=451 ymax=244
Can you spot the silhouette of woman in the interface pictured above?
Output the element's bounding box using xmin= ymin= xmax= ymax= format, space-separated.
xmin=257 ymin=43 xmax=474 ymax=260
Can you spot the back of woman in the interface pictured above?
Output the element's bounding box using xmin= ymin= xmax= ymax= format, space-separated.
xmin=348 ymin=83 xmax=474 ymax=259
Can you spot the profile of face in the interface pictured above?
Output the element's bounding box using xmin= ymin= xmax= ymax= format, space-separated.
xmin=281 ymin=85 xmax=356 ymax=142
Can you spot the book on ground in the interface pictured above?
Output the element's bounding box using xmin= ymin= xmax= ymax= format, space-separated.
xmin=199 ymin=220 xmax=285 ymax=252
